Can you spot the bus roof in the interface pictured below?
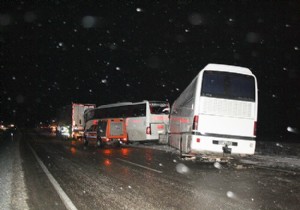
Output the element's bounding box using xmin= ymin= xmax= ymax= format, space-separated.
xmin=202 ymin=63 xmax=253 ymax=75
xmin=96 ymin=101 xmax=168 ymax=109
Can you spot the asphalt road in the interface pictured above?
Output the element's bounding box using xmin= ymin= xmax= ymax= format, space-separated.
xmin=1 ymin=130 xmax=300 ymax=210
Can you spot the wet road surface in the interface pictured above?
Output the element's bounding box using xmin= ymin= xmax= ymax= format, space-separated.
xmin=3 ymin=130 xmax=300 ymax=210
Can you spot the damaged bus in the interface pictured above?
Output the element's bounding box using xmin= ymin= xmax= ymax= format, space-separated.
xmin=168 ymin=63 xmax=258 ymax=157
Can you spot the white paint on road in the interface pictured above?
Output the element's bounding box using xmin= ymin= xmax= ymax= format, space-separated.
xmin=116 ymin=158 xmax=163 ymax=173
xmin=28 ymin=143 xmax=78 ymax=210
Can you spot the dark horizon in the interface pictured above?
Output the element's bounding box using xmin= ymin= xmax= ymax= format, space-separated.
xmin=1 ymin=1 xmax=299 ymax=140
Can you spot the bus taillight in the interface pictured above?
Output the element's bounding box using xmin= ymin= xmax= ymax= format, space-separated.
xmin=192 ymin=115 xmax=199 ymax=130
xmin=146 ymin=126 xmax=151 ymax=135
xmin=254 ymin=121 xmax=257 ymax=136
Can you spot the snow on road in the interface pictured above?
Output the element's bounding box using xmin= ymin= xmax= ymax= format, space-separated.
xmin=40 ymin=130 xmax=300 ymax=171
xmin=0 ymin=131 xmax=29 ymax=210
xmin=129 ymin=140 xmax=300 ymax=172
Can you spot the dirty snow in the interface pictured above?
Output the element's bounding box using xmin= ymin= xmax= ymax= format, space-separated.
xmin=129 ymin=140 xmax=300 ymax=172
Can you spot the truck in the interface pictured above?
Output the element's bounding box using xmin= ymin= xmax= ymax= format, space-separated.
xmin=56 ymin=103 xmax=96 ymax=139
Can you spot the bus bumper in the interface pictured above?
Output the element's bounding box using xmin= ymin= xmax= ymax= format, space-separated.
xmin=190 ymin=134 xmax=256 ymax=155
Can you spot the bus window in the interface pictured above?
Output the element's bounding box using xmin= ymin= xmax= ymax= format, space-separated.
xmin=132 ymin=104 xmax=146 ymax=117
xmin=201 ymin=71 xmax=255 ymax=102
xmin=149 ymin=103 xmax=169 ymax=114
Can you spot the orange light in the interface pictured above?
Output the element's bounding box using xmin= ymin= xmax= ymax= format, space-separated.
xmin=104 ymin=159 xmax=111 ymax=166
xmin=103 ymin=149 xmax=112 ymax=155
xmin=121 ymin=148 xmax=129 ymax=156
xmin=70 ymin=147 xmax=76 ymax=155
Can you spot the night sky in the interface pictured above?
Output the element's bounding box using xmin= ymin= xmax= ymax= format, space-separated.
xmin=1 ymin=1 xmax=299 ymax=140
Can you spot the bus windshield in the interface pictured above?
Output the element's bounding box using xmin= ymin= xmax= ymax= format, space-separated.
xmin=201 ymin=71 xmax=255 ymax=102
xmin=149 ymin=102 xmax=169 ymax=114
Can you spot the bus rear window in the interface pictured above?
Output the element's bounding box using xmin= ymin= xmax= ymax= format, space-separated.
xmin=149 ymin=103 xmax=170 ymax=114
xmin=201 ymin=71 xmax=255 ymax=101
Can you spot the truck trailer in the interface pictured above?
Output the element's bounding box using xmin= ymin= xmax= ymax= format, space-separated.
xmin=56 ymin=103 xmax=96 ymax=139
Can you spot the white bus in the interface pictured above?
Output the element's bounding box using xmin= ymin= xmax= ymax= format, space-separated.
xmin=84 ymin=101 xmax=170 ymax=142
xmin=169 ymin=64 xmax=258 ymax=156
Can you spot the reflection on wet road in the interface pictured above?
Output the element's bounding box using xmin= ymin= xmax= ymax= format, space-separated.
xmin=22 ymin=131 xmax=300 ymax=210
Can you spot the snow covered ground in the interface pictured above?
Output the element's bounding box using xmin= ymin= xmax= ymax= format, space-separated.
xmin=0 ymin=131 xmax=29 ymax=210
xmin=39 ymin=130 xmax=300 ymax=172
xmin=239 ymin=141 xmax=300 ymax=172
xmin=129 ymin=140 xmax=300 ymax=172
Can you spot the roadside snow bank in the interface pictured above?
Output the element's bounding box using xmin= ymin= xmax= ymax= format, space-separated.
xmin=255 ymin=141 xmax=300 ymax=157
xmin=129 ymin=140 xmax=300 ymax=171
xmin=0 ymin=131 xmax=29 ymax=210
xmin=238 ymin=141 xmax=300 ymax=172
xmin=239 ymin=155 xmax=300 ymax=172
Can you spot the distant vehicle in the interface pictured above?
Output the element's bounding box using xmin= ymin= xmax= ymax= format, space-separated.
xmin=83 ymin=118 xmax=127 ymax=147
xmin=56 ymin=103 xmax=96 ymax=139
xmin=83 ymin=123 xmax=98 ymax=145
xmin=84 ymin=101 xmax=169 ymax=142
xmin=168 ymin=63 xmax=258 ymax=157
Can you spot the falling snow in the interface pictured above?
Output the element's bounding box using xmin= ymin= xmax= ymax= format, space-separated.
xmin=176 ymin=163 xmax=190 ymax=174
xmin=0 ymin=0 xmax=298 ymax=139
xmin=136 ymin=8 xmax=143 ymax=13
